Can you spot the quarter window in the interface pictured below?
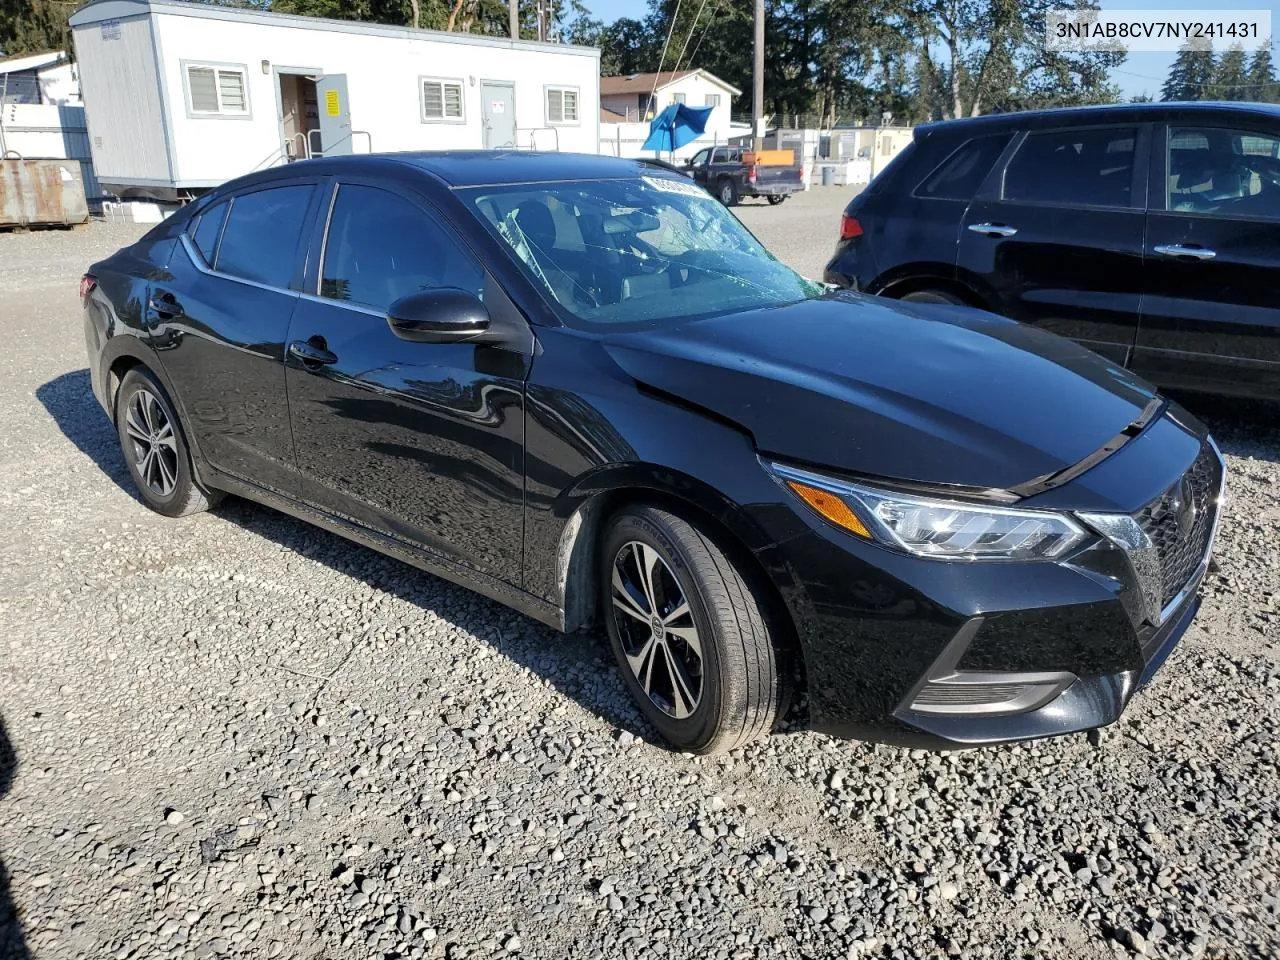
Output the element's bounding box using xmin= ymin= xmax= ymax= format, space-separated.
xmin=1167 ymin=126 xmax=1280 ymax=217
xmin=185 ymin=63 xmax=248 ymax=116
xmin=215 ymin=185 xmax=314 ymax=288
xmin=546 ymin=86 xmax=579 ymax=124
xmin=190 ymin=201 xmax=228 ymax=265
xmin=1002 ymin=127 xmax=1137 ymax=208
xmin=320 ymin=184 xmax=484 ymax=313
xmin=918 ymin=134 xmax=1011 ymax=200
xmin=421 ymin=78 xmax=464 ymax=121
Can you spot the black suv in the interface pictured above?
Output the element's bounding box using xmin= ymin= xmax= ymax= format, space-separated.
xmin=825 ymin=102 xmax=1280 ymax=401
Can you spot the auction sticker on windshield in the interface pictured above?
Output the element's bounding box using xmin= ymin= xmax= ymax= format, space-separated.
xmin=642 ymin=175 xmax=712 ymax=199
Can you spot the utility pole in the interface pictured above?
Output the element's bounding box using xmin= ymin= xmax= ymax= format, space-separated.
xmin=510 ymin=0 xmax=518 ymax=40
xmin=752 ymin=0 xmax=764 ymax=150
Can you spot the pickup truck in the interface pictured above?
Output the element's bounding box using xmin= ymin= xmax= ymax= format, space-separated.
xmin=684 ymin=146 xmax=805 ymax=206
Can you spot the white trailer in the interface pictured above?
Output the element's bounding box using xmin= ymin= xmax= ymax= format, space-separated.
xmin=69 ymin=0 xmax=600 ymax=199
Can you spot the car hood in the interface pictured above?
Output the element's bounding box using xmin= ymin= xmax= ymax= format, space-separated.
xmin=602 ymin=293 xmax=1160 ymax=491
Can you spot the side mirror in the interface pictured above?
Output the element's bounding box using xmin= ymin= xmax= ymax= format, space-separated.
xmin=387 ymin=288 xmax=490 ymax=343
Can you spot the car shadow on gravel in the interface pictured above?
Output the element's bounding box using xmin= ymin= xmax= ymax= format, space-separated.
xmin=214 ymin=498 xmax=678 ymax=748
xmin=35 ymin=369 xmax=138 ymax=499
xmin=0 ymin=713 xmax=31 ymax=959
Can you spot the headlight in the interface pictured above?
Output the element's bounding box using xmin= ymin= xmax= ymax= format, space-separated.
xmin=769 ymin=462 xmax=1090 ymax=562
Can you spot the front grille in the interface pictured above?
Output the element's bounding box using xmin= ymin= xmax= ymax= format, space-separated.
xmin=1134 ymin=444 xmax=1220 ymax=609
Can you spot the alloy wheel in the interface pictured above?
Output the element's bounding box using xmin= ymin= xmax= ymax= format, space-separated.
xmin=610 ymin=541 xmax=704 ymax=719
xmin=124 ymin=388 xmax=179 ymax=498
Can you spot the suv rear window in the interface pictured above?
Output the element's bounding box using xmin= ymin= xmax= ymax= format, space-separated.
xmin=1002 ymin=127 xmax=1137 ymax=209
xmin=917 ymin=135 xmax=1011 ymax=200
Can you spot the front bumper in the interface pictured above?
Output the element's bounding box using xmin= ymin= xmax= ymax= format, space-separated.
xmin=749 ymin=435 xmax=1223 ymax=749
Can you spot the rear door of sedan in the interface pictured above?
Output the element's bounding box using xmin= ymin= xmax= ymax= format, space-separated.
xmin=283 ymin=178 xmax=534 ymax=587
xmin=155 ymin=178 xmax=321 ymax=492
xmin=1136 ymin=121 xmax=1280 ymax=399
xmin=957 ymin=123 xmax=1150 ymax=366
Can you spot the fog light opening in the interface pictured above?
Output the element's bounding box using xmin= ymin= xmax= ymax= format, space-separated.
xmin=908 ymin=671 xmax=1075 ymax=716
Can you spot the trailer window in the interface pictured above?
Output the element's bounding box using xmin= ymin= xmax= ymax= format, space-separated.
xmin=421 ymin=79 xmax=464 ymax=122
xmin=546 ymin=87 xmax=579 ymax=124
xmin=184 ymin=63 xmax=248 ymax=117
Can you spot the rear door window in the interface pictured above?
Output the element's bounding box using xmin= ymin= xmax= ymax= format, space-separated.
xmin=190 ymin=201 xmax=227 ymax=266
xmin=215 ymin=184 xmax=314 ymax=288
xmin=917 ymin=135 xmax=1012 ymax=200
xmin=1002 ymin=127 xmax=1138 ymax=208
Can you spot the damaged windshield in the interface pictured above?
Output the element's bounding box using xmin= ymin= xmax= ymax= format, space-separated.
xmin=462 ymin=174 xmax=824 ymax=327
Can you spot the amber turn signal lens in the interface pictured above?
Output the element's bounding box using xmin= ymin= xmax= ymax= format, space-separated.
xmin=785 ymin=480 xmax=871 ymax=539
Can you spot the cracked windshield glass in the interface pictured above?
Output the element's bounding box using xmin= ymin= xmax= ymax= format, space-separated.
xmin=465 ymin=175 xmax=825 ymax=327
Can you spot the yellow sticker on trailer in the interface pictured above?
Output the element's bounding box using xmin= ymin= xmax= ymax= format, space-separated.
xmin=325 ymin=89 xmax=341 ymax=117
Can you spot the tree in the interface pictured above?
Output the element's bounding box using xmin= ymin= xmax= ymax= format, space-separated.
xmin=1161 ymin=39 xmax=1216 ymax=101
xmin=0 ymin=0 xmax=73 ymax=58
xmin=1214 ymin=43 xmax=1248 ymax=101
xmin=905 ymin=0 xmax=1121 ymax=119
xmin=1246 ymin=45 xmax=1278 ymax=103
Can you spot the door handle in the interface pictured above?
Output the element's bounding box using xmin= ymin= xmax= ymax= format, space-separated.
xmin=288 ymin=338 xmax=337 ymax=367
xmin=148 ymin=293 xmax=184 ymax=318
xmin=1153 ymin=244 xmax=1216 ymax=261
xmin=967 ymin=223 xmax=1018 ymax=238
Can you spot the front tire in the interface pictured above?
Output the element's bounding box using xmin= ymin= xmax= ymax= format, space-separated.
xmin=716 ymin=179 xmax=739 ymax=207
xmin=602 ymin=506 xmax=782 ymax=754
xmin=115 ymin=367 xmax=221 ymax=518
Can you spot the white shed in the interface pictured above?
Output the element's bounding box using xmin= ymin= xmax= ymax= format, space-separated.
xmin=68 ymin=0 xmax=600 ymax=199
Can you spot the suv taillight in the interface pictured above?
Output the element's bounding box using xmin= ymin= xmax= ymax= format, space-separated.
xmin=79 ymin=274 xmax=97 ymax=304
xmin=839 ymin=214 xmax=863 ymax=241
xmin=747 ymin=164 xmax=757 ymax=183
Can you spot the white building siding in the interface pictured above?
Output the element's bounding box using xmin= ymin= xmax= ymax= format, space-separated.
xmin=154 ymin=12 xmax=599 ymax=185
xmin=72 ymin=15 xmax=173 ymax=183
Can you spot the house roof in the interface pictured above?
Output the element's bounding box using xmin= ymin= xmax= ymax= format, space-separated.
xmin=600 ymin=69 xmax=740 ymax=97
xmin=0 ymin=51 xmax=67 ymax=75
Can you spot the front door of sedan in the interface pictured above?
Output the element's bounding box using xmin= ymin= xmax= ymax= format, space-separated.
xmin=1135 ymin=123 xmax=1280 ymax=399
xmin=957 ymin=124 xmax=1149 ymax=366
xmin=154 ymin=181 xmax=320 ymax=493
xmin=284 ymin=181 xmax=533 ymax=586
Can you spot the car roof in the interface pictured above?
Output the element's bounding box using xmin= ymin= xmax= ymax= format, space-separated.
xmin=917 ymin=101 xmax=1280 ymax=139
xmin=216 ymin=151 xmax=671 ymax=194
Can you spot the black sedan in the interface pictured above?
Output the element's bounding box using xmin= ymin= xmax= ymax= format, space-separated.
xmin=82 ymin=152 xmax=1225 ymax=754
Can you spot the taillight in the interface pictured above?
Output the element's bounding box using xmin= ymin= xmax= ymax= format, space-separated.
xmin=79 ymin=274 xmax=97 ymax=304
xmin=747 ymin=165 xmax=757 ymax=183
xmin=839 ymin=214 xmax=863 ymax=241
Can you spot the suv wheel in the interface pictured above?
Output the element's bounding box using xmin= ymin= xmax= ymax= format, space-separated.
xmin=116 ymin=367 xmax=222 ymax=518
xmin=767 ymin=195 xmax=787 ymax=205
xmin=716 ymin=179 xmax=738 ymax=207
xmin=602 ymin=506 xmax=782 ymax=754
xmin=899 ymin=289 xmax=965 ymax=305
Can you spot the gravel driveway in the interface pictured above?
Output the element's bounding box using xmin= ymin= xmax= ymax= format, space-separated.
xmin=0 ymin=191 xmax=1277 ymax=960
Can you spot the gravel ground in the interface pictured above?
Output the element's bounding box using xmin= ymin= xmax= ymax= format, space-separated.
xmin=0 ymin=198 xmax=1277 ymax=960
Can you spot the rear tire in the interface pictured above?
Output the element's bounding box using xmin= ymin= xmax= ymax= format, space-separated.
xmin=115 ymin=367 xmax=222 ymax=518
xmin=899 ymin=289 xmax=965 ymax=305
xmin=602 ymin=506 xmax=782 ymax=754
xmin=767 ymin=195 xmax=787 ymax=205
xmin=716 ymin=179 xmax=739 ymax=207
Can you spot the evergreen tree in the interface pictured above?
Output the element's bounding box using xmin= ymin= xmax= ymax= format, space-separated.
xmin=1246 ymin=45 xmax=1278 ymax=103
xmin=0 ymin=0 xmax=71 ymax=58
xmin=1161 ymin=40 xmax=1216 ymax=101
xmin=1214 ymin=43 xmax=1248 ymax=101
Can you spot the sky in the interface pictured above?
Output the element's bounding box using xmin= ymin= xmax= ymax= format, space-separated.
xmin=579 ymin=0 xmax=1280 ymax=100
